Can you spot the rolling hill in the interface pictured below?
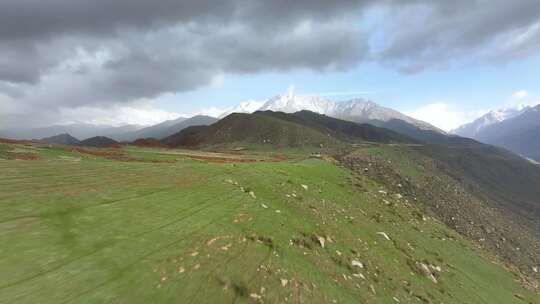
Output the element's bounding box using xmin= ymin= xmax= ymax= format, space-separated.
xmin=0 ymin=141 xmax=539 ymax=303
xmin=257 ymin=90 xmax=444 ymax=137
xmin=163 ymin=111 xmax=414 ymax=149
xmin=258 ymin=110 xmax=414 ymax=144
xmin=371 ymin=119 xmax=477 ymax=145
xmin=40 ymin=133 xmax=81 ymax=145
xmin=2 ymin=123 xmax=142 ymax=141
xmin=79 ymin=136 xmax=119 ymax=148
xmin=118 ymin=115 xmax=218 ymax=141
xmin=163 ymin=112 xmax=344 ymax=149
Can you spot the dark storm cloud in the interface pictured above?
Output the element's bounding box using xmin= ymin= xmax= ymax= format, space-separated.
xmin=379 ymin=0 xmax=540 ymax=72
xmin=0 ymin=0 xmax=373 ymax=108
xmin=0 ymin=0 xmax=540 ymax=128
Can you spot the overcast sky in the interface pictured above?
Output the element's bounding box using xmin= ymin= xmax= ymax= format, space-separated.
xmin=1 ymin=0 xmax=539 ymax=130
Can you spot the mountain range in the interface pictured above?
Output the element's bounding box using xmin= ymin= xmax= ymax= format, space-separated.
xmin=212 ymin=89 xmax=455 ymax=144
xmin=2 ymin=124 xmax=142 ymax=142
xmin=259 ymin=89 xmax=440 ymax=131
xmin=454 ymin=104 xmax=540 ymax=161
xmin=116 ymin=115 xmax=218 ymax=141
xmin=162 ymin=110 xmax=413 ymax=149
xmin=1 ymin=90 xmax=447 ymax=144
xmin=40 ymin=133 xmax=81 ymax=145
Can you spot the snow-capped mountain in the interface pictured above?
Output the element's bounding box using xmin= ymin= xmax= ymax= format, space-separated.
xmin=453 ymin=105 xmax=530 ymax=138
xmin=218 ymin=100 xmax=265 ymax=118
xmin=256 ymin=88 xmax=441 ymax=132
xmin=453 ymin=104 xmax=540 ymax=161
xmin=259 ymin=87 xmax=336 ymax=114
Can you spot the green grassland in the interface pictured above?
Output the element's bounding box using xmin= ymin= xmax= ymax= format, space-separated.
xmin=0 ymin=143 xmax=538 ymax=303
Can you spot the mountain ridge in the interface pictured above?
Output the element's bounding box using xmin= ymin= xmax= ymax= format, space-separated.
xmin=163 ymin=110 xmax=414 ymax=148
xmin=257 ymin=90 xmax=443 ymax=133
xmin=454 ymin=104 xmax=540 ymax=161
xmin=40 ymin=133 xmax=81 ymax=145
xmin=117 ymin=115 xmax=218 ymax=141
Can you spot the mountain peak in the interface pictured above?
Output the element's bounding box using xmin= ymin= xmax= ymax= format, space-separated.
xmin=453 ymin=104 xmax=532 ymax=137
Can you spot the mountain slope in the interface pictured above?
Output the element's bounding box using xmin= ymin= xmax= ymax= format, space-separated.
xmin=342 ymin=143 xmax=540 ymax=280
xmin=163 ymin=111 xmax=415 ymax=149
xmin=79 ymin=136 xmax=119 ymax=148
xmin=3 ymin=124 xmax=142 ymax=141
xmin=258 ymin=90 xmax=442 ymax=134
xmin=258 ymin=110 xmax=414 ymax=144
xmin=500 ymin=125 xmax=540 ymax=161
xmin=218 ymin=100 xmax=265 ymax=118
xmin=0 ymin=142 xmax=538 ymax=303
xmin=372 ymin=119 xmax=477 ymax=145
xmin=40 ymin=133 xmax=81 ymax=145
xmin=162 ymin=112 xmax=345 ymax=149
xmin=455 ymin=105 xmax=540 ymax=161
xmin=453 ymin=106 xmax=529 ymax=138
xmin=118 ymin=115 xmax=218 ymax=141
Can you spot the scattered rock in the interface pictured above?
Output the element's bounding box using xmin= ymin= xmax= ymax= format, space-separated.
xmin=280 ymin=278 xmax=288 ymax=287
xmin=415 ymin=262 xmax=438 ymax=283
xmin=261 ymin=204 xmax=268 ymax=209
xmin=249 ymin=191 xmax=256 ymax=199
xmin=351 ymin=260 xmax=364 ymax=269
xmin=221 ymin=244 xmax=232 ymax=251
xmin=430 ymin=265 xmax=442 ymax=272
xmin=376 ymin=232 xmax=391 ymax=241
xmin=301 ymin=184 xmax=309 ymax=190
xmin=315 ymin=235 xmax=326 ymax=248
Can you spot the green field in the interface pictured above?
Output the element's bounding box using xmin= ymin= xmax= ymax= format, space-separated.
xmin=0 ymin=143 xmax=538 ymax=303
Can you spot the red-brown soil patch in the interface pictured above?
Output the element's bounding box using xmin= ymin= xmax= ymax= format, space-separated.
xmin=6 ymin=152 xmax=40 ymax=160
xmin=0 ymin=138 xmax=34 ymax=145
xmin=184 ymin=154 xmax=290 ymax=164
xmin=70 ymin=147 xmax=124 ymax=157
xmin=67 ymin=146 xmax=174 ymax=163
xmin=132 ymin=138 xmax=166 ymax=148
xmin=186 ymin=155 xmax=260 ymax=163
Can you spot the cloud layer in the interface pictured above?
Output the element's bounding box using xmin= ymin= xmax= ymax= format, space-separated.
xmin=0 ymin=0 xmax=539 ymax=128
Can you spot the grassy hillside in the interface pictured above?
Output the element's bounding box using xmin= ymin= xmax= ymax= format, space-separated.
xmin=257 ymin=111 xmax=414 ymax=144
xmin=163 ymin=112 xmax=346 ymax=149
xmin=79 ymin=136 xmax=119 ymax=148
xmin=342 ymin=144 xmax=540 ymax=280
xmin=0 ymin=142 xmax=538 ymax=303
xmin=41 ymin=133 xmax=81 ymax=145
xmin=163 ymin=111 xmax=414 ymax=151
xmin=121 ymin=115 xmax=218 ymax=141
xmin=412 ymin=144 xmax=540 ymax=224
xmin=368 ymin=119 xmax=478 ymax=145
